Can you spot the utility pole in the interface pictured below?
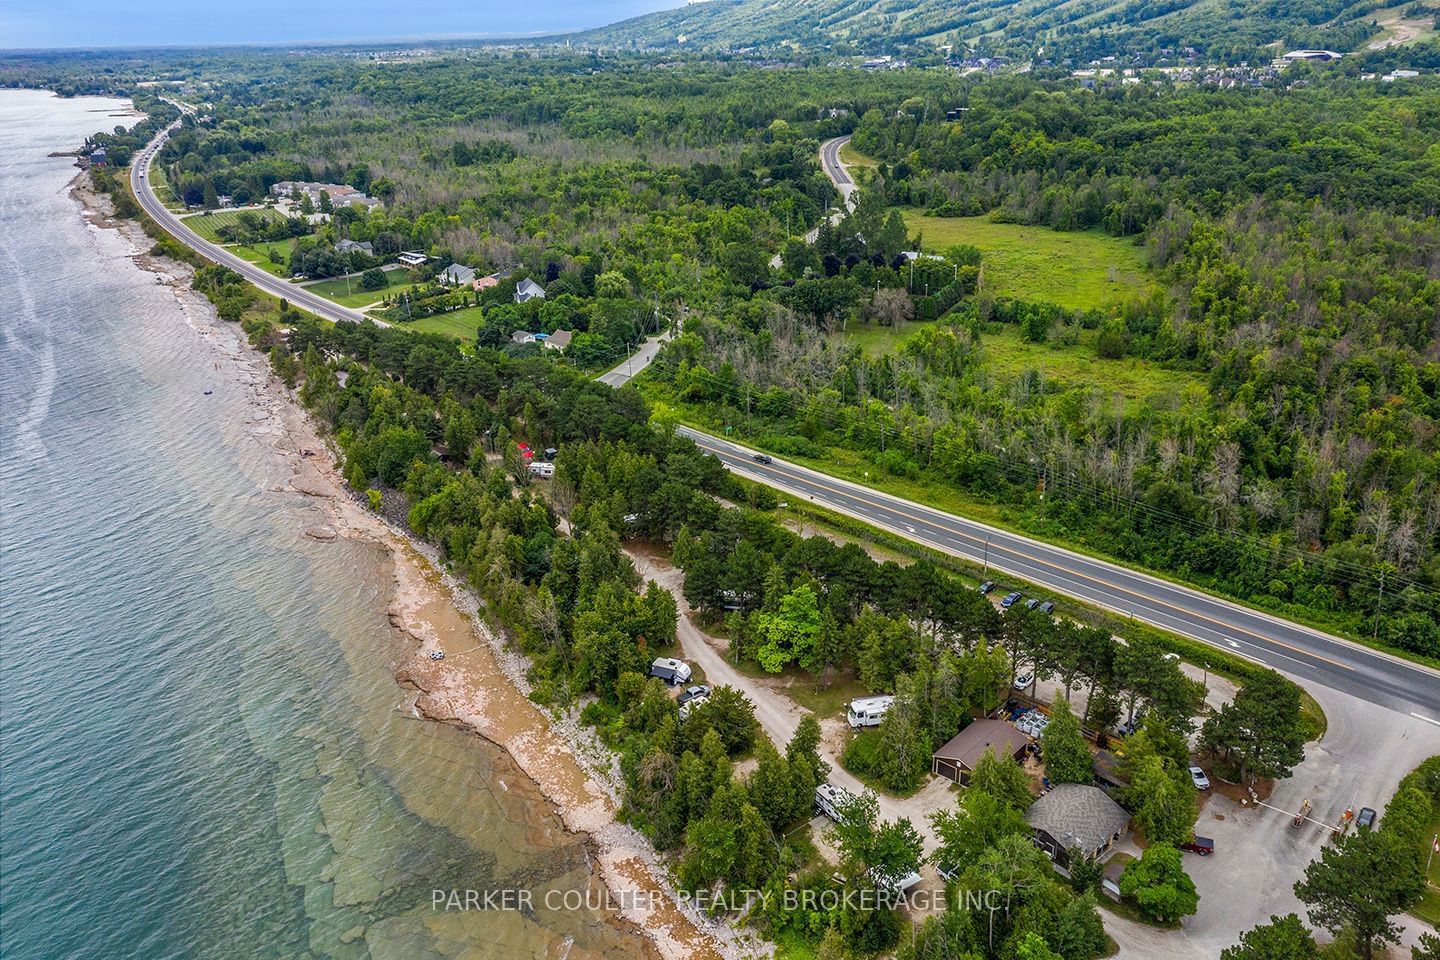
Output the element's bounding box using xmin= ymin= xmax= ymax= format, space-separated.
xmin=1373 ymin=569 xmax=1386 ymax=641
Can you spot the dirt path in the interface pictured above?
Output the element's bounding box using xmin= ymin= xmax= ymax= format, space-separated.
xmin=624 ymin=547 xmax=952 ymax=852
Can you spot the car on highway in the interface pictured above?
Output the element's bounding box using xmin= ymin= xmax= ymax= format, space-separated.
xmin=753 ymin=454 xmax=772 ymax=464
xmin=1000 ymin=591 xmax=1023 ymax=609
xmin=1357 ymin=807 xmax=1378 ymax=829
xmin=1179 ymin=836 xmax=1215 ymax=856
xmin=979 ymin=580 xmax=995 ymax=594
xmin=1189 ymin=766 xmax=1210 ymax=789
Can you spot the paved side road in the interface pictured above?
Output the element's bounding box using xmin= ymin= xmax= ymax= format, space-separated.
xmin=597 ymin=330 xmax=674 ymax=388
xmin=769 ymin=135 xmax=858 ymax=269
xmin=678 ymin=428 xmax=1440 ymax=721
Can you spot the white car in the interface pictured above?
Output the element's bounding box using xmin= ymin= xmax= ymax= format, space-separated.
xmin=1013 ymin=671 xmax=1034 ymax=690
xmin=1189 ymin=766 xmax=1210 ymax=790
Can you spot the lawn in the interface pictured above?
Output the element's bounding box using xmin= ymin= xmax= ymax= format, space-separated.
xmin=397 ymin=305 xmax=484 ymax=341
xmin=303 ymin=267 xmax=416 ymax=307
xmin=233 ymin=239 xmax=297 ymax=279
xmin=977 ymin=324 xmax=1208 ymax=413
xmin=901 ymin=211 xmax=1152 ymax=311
xmin=181 ymin=206 xmax=287 ymax=242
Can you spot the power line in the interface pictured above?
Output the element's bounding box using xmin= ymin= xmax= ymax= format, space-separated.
xmin=658 ymin=359 xmax=1440 ymax=611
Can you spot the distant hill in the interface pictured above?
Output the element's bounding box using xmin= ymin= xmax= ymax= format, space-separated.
xmin=568 ymin=0 xmax=1394 ymax=64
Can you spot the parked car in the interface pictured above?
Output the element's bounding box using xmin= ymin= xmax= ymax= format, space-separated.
xmin=1179 ymin=836 xmax=1215 ymax=856
xmin=978 ymin=580 xmax=996 ymax=595
xmin=1038 ymin=601 xmax=1055 ymax=615
xmin=936 ymin=861 xmax=960 ymax=882
xmin=1000 ymin=592 xmax=1023 ymax=609
xmin=1024 ymin=597 xmax=1041 ymax=610
xmin=1013 ymin=670 xmax=1035 ymax=690
xmin=1189 ymin=766 xmax=1211 ymax=790
xmin=677 ymin=684 xmax=711 ymax=707
xmin=753 ymin=453 xmax=772 ymax=464
xmin=1357 ymin=807 xmax=1378 ymax=829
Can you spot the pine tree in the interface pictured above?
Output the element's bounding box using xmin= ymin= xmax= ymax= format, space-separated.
xmin=1041 ymin=698 xmax=1093 ymax=784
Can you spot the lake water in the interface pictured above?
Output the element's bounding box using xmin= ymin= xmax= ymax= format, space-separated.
xmin=0 ymin=88 xmax=644 ymax=960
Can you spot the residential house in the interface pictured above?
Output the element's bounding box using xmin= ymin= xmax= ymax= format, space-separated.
xmin=474 ymin=274 xmax=500 ymax=291
xmin=439 ymin=263 xmax=476 ymax=286
xmin=931 ymin=719 xmax=1029 ymax=785
xmin=543 ymin=329 xmax=574 ymax=352
xmin=397 ymin=251 xmax=428 ymax=267
xmin=336 ymin=239 xmax=374 ymax=255
xmin=1025 ymin=783 xmax=1131 ymax=867
xmin=510 ymin=330 xmax=537 ymax=345
xmin=514 ymin=278 xmax=546 ymax=303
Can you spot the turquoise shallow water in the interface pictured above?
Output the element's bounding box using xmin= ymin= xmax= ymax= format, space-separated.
xmin=0 ymin=89 xmax=644 ymax=960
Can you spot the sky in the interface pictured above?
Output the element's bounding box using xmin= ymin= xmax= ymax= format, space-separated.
xmin=2 ymin=0 xmax=684 ymax=49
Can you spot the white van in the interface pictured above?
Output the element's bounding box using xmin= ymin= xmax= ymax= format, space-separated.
xmin=815 ymin=783 xmax=857 ymax=821
xmin=847 ymin=695 xmax=895 ymax=729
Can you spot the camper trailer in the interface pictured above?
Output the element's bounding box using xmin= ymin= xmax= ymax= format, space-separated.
xmin=847 ymin=695 xmax=895 ymax=729
xmin=528 ymin=461 xmax=555 ymax=479
xmin=649 ymin=657 xmax=693 ymax=686
xmin=814 ymin=783 xmax=857 ymax=821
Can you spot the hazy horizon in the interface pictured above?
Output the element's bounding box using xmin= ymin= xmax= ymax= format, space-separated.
xmin=1 ymin=0 xmax=684 ymax=50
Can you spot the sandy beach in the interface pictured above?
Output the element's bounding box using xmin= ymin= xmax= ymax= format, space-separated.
xmin=72 ymin=172 xmax=762 ymax=960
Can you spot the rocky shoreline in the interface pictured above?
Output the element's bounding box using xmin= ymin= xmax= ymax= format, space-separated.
xmin=71 ymin=172 xmax=764 ymax=960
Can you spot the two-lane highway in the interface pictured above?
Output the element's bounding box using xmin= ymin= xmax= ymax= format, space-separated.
xmin=819 ymin=134 xmax=855 ymax=207
xmin=681 ymin=427 xmax=1440 ymax=720
xmin=130 ymin=113 xmax=1440 ymax=724
xmin=130 ymin=116 xmax=376 ymax=328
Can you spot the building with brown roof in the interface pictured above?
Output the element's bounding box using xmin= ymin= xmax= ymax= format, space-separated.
xmin=931 ymin=719 xmax=1029 ymax=785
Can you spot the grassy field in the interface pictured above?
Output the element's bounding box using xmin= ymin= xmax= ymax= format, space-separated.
xmin=978 ymin=324 xmax=1208 ymax=412
xmin=233 ymin=239 xmax=296 ymax=279
xmin=398 ymin=305 xmax=483 ymax=341
xmin=303 ymin=267 xmax=416 ymax=307
xmin=837 ymin=318 xmax=1206 ymax=412
xmin=181 ymin=206 xmax=287 ymax=242
xmin=839 ymin=319 xmax=930 ymax=358
xmin=1366 ymin=5 xmax=1436 ymax=49
xmin=146 ymin=164 xmax=184 ymax=212
xmin=901 ymin=212 xmax=1152 ymax=311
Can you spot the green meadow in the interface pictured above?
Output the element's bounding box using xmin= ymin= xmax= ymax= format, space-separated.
xmin=901 ymin=212 xmax=1152 ymax=311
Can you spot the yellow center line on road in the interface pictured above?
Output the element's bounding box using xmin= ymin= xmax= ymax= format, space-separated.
xmin=694 ymin=435 xmax=1356 ymax=673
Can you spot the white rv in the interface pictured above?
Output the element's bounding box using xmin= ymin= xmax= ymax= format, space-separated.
xmin=814 ymin=782 xmax=857 ymax=821
xmin=649 ymin=657 xmax=692 ymax=686
xmin=528 ymin=461 xmax=555 ymax=479
xmin=847 ymin=695 xmax=895 ymax=729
